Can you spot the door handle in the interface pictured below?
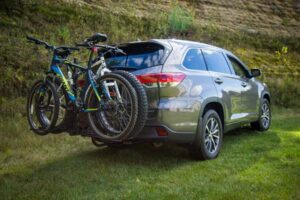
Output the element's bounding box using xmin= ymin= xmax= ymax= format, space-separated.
xmin=214 ymin=78 xmax=223 ymax=84
xmin=241 ymin=82 xmax=247 ymax=87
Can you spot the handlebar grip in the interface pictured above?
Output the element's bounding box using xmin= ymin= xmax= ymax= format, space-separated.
xmin=26 ymin=36 xmax=37 ymax=41
xmin=26 ymin=36 xmax=51 ymax=49
xmin=26 ymin=36 xmax=42 ymax=44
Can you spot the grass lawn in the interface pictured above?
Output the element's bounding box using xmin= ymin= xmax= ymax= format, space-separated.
xmin=0 ymin=108 xmax=299 ymax=200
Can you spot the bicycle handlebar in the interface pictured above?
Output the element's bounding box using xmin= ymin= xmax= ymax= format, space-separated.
xmin=27 ymin=36 xmax=80 ymax=55
xmin=27 ymin=36 xmax=52 ymax=49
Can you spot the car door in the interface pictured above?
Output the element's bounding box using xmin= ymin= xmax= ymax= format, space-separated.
xmin=225 ymin=54 xmax=259 ymax=121
xmin=202 ymin=49 xmax=245 ymax=124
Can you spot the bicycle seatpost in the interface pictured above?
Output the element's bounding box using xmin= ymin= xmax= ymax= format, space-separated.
xmin=87 ymin=47 xmax=99 ymax=69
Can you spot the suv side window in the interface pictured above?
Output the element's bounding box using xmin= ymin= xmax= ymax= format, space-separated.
xmin=183 ymin=49 xmax=207 ymax=71
xmin=202 ymin=49 xmax=232 ymax=74
xmin=227 ymin=56 xmax=248 ymax=78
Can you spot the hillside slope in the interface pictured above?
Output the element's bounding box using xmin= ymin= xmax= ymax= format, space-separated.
xmin=87 ymin=0 xmax=300 ymax=37
xmin=0 ymin=0 xmax=300 ymax=107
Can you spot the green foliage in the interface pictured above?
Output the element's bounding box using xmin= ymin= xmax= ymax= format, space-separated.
xmin=57 ymin=26 xmax=70 ymax=43
xmin=264 ymin=76 xmax=300 ymax=107
xmin=0 ymin=0 xmax=169 ymax=97
xmin=0 ymin=0 xmax=299 ymax=107
xmin=168 ymin=3 xmax=195 ymax=34
xmin=232 ymin=48 xmax=300 ymax=107
xmin=275 ymin=46 xmax=289 ymax=66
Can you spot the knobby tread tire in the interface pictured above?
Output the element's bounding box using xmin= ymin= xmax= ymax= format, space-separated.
xmin=113 ymin=70 xmax=148 ymax=139
xmin=86 ymin=73 xmax=139 ymax=142
xmin=26 ymin=79 xmax=60 ymax=135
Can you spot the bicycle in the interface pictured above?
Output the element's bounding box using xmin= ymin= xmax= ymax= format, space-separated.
xmin=26 ymin=36 xmax=80 ymax=135
xmin=76 ymin=35 xmax=148 ymax=142
xmin=26 ymin=34 xmax=142 ymax=141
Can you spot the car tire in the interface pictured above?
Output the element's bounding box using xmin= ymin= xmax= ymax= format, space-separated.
xmin=251 ymin=98 xmax=271 ymax=131
xmin=190 ymin=110 xmax=223 ymax=160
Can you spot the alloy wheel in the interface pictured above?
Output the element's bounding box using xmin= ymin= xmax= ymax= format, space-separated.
xmin=204 ymin=117 xmax=220 ymax=154
xmin=261 ymin=102 xmax=270 ymax=128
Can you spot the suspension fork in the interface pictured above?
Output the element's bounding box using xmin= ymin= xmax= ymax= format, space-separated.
xmin=104 ymin=80 xmax=123 ymax=103
xmin=87 ymin=50 xmax=123 ymax=105
xmin=92 ymin=54 xmax=122 ymax=102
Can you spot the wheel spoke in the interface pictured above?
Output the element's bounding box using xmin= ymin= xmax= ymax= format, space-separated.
xmin=212 ymin=128 xmax=219 ymax=135
xmin=260 ymin=102 xmax=270 ymax=128
xmin=211 ymin=138 xmax=216 ymax=152
xmin=118 ymin=114 xmax=127 ymax=129
xmin=206 ymin=125 xmax=210 ymax=133
xmin=265 ymin=110 xmax=269 ymax=115
xmin=205 ymin=137 xmax=210 ymax=143
xmin=116 ymin=117 xmax=124 ymax=131
xmin=204 ymin=116 xmax=221 ymax=154
xmin=212 ymin=123 xmax=218 ymax=133
xmin=210 ymin=118 xmax=215 ymax=131
xmin=206 ymin=140 xmax=211 ymax=152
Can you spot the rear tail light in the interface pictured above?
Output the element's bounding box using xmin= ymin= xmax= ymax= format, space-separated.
xmin=136 ymin=72 xmax=186 ymax=87
xmin=156 ymin=127 xmax=168 ymax=137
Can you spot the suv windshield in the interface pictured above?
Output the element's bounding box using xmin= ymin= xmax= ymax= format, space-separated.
xmin=105 ymin=42 xmax=165 ymax=70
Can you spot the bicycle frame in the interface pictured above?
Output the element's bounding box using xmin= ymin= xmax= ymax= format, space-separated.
xmin=48 ymin=49 xmax=107 ymax=113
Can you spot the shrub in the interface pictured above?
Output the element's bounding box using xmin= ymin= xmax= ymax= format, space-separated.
xmin=168 ymin=4 xmax=194 ymax=34
xmin=263 ymin=75 xmax=300 ymax=107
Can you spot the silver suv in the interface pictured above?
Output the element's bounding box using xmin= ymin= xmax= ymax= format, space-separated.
xmin=107 ymin=39 xmax=271 ymax=160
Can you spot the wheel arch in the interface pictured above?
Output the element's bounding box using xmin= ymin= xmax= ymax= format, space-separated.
xmin=262 ymin=92 xmax=271 ymax=104
xmin=199 ymin=100 xmax=225 ymax=129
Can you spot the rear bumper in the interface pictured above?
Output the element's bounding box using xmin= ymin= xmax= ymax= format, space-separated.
xmin=136 ymin=125 xmax=195 ymax=144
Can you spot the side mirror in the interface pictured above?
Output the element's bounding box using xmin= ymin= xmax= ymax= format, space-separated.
xmin=251 ymin=69 xmax=261 ymax=77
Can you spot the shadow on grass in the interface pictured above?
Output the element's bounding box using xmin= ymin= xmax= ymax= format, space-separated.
xmin=0 ymin=125 xmax=284 ymax=199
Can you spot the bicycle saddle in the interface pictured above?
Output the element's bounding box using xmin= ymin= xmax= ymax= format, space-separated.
xmin=85 ymin=33 xmax=108 ymax=44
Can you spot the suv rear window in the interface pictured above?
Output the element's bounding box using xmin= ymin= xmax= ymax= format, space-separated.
xmin=183 ymin=49 xmax=207 ymax=70
xmin=105 ymin=42 xmax=166 ymax=70
xmin=202 ymin=49 xmax=232 ymax=74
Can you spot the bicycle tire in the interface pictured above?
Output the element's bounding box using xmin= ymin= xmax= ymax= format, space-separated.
xmin=86 ymin=73 xmax=138 ymax=142
xmin=112 ymin=70 xmax=148 ymax=139
xmin=26 ymin=80 xmax=60 ymax=135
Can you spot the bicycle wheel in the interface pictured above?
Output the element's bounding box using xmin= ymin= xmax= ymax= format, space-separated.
xmin=86 ymin=73 xmax=138 ymax=142
xmin=113 ymin=70 xmax=148 ymax=139
xmin=26 ymin=80 xmax=60 ymax=135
